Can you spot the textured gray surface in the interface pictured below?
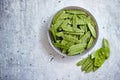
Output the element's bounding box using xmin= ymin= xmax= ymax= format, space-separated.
xmin=0 ymin=0 xmax=120 ymax=80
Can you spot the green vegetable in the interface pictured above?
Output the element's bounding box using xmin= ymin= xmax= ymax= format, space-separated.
xmin=64 ymin=31 xmax=84 ymax=35
xmin=87 ymin=36 xmax=94 ymax=49
xmin=64 ymin=25 xmax=73 ymax=32
xmin=61 ymin=20 xmax=73 ymax=32
xmin=86 ymin=62 xmax=94 ymax=73
xmin=50 ymin=27 xmax=57 ymax=42
xmin=66 ymin=10 xmax=87 ymax=15
xmin=76 ymin=38 xmax=110 ymax=73
xmin=94 ymin=48 xmax=106 ymax=67
xmin=87 ymin=16 xmax=96 ymax=26
xmin=79 ymin=31 xmax=91 ymax=43
xmin=68 ymin=43 xmax=86 ymax=56
xmin=73 ymin=15 xmax=78 ymax=32
xmin=80 ymin=25 xmax=88 ymax=33
xmin=52 ymin=20 xmax=64 ymax=30
xmin=53 ymin=42 xmax=69 ymax=49
xmin=103 ymin=38 xmax=110 ymax=58
xmin=77 ymin=16 xmax=86 ymax=25
xmin=77 ymin=58 xmax=87 ymax=66
xmin=56 ymin=32 xmax=63 ymax=37
xmin=87 ymin=23 xmax=96 ymax=38
xmin=50 ymin=9 xmax=97 ymax=55
xmin=62 ymin=35 xmax=79 ymax=43
xmin=53 ymin=10 xmax=65 ymax=24
xmin=81 ymin=56 xmax=91 ymax=71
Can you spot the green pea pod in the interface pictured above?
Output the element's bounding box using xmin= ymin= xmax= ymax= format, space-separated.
xmin=65 ymin=10 xmax=87 ymax=15
xmin=86 ymin=63 xmax=94 ymax=73
xmin=66 ymin=41 xmax=74 ymax=47
xmin=94 ymin=48 xmax=106 ymax=67
xmin=61 ymin=13 xmax=73 ymax=19
xmin=76 ymin=38 xmax=110 ymax=73
xmin=79 ymin=31 xmax=91 ymax=44
xmin=84 ymin=59 xmax=93 ymax=72
xmin=61 ymin=19 xmax=68 ymax=25
xmin=87 ymin=36 xmax=94 ymax=49
xmin=62 ymin=24 xmax=73 ymax=32
xmin=64 ymin=31 xmax=84 ymax=35
xmin=77 ymin=16 xmax=86 ymax=25
xmin=87 ymin=23 xmax=96 ymax=38
xmin=73 ymin=15 xmax=78 ymax=32
xmin=68 ymin=43 xmax=86 ymax=56
xmin=50 ymin=20 xmax=64 ymax=42
xmin=103 ymin=38 xmax=110 ymax=59
xmin=56 ymin=40 xmax=61 ymax=43
xmin=81 ymin=56 xmax=91 ymax=71
xmin=53 ymin=42 xmax=69 ymax=49
xmin=56 ymin=32 xmax=64 ymax=37
xmin=77 ymin=57 xmax=87 ymax=66
xmin=77 ymin=15 xmax=88 ymax=22
xmin=61 ymin=40 xmax=68 ymax=45
xmin=62 ymin=35 xmax=79 ymax=43
xmin=50 ymin=27 xmax=57 ymax=42
xmin=61 ymin=19 xmax=71 ymax=30
xmin=53 ymin=10 xmax=65 ymax=24
xmin=52 ymin=19 xmax=64 ymax=30
xmin=79 ymin=25 xmax=88 ymax=33
xmin=74 ymin=28 xmax=85 ymax=33
xmin=87 ymin=16 xmax=96 ymax=27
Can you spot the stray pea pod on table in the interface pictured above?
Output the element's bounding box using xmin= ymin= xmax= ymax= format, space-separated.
xmin=76 ymin=38 xmax=110 ymax=73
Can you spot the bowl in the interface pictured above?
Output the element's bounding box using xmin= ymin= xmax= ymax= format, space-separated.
xmin=47 ymin=6 xmax=99 ymax=56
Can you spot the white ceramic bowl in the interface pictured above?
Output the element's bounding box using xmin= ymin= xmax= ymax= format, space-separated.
xmin=47 ymin=6 xmax=99 ymax=56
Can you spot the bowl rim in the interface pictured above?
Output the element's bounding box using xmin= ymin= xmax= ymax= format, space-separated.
xmin=47 ymin=6 xmax=99 ymax=57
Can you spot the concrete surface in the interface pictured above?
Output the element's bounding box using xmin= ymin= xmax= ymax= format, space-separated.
xmin=0 ymin=0 xmax=120 ymax=80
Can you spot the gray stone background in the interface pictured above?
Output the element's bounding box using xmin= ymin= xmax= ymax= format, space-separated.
xmin=0 ymin=0 xmax=120 ymax=80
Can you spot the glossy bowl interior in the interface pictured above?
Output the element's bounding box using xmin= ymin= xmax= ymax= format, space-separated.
xmin=47 ymin=6 xmax=99 ymax=56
